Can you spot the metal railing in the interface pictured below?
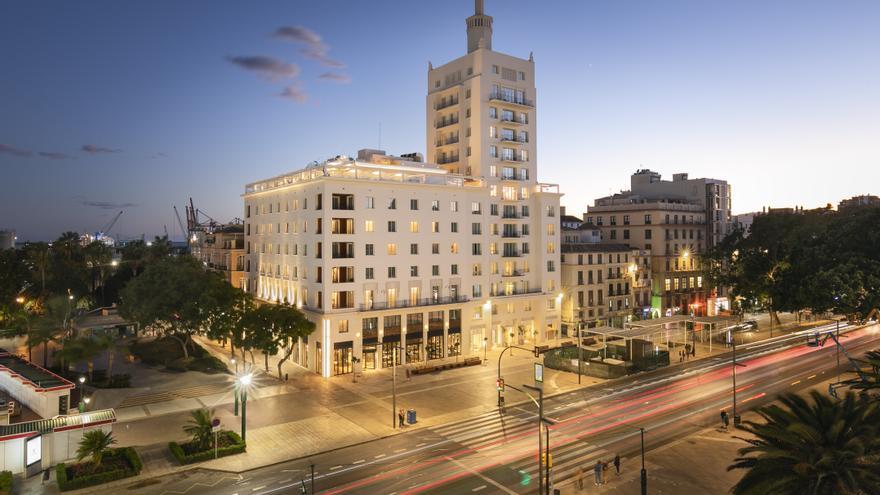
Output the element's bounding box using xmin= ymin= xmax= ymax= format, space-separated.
xmin=358 ymin=295 xmax=470 ymax=312
xmin=489 ymin=94 xmax=534 ymax=107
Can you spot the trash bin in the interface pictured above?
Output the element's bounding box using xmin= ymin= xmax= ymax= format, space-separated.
xmin=407 ymin=409 xmax=417 ymax=424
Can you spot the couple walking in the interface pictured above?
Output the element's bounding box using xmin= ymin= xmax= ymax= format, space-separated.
xmin=574 ymin=455 xmax=620 ymax=490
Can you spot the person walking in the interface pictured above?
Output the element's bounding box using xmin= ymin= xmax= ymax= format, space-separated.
xmin=720 ymin=410 xmax=729 ymax=431
xmin=398 ymin=408 xmax=405 ymax=428
xmin=601 ymin=461 xmax=609 ymax=484
xmin=574 ymin=467 xmax=584 ymax=491
xmin=613 ymin=454 xmax=620 ymax=476
xmin=594 ymin=460 xmax=603 ymax=486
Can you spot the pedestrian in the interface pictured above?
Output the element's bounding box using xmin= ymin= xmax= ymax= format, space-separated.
xmin=398 ymin=408 xmax=405 ymax=428
xmin=574 ymin=467 xmax=584 ymax=491
xmin=720 ymin=410 xmax=729 ymax=431
xmin=594 ymin=460 xmax=603 ymax=486
xmin=613 ymin=454 xmax=620 ymax=476
xmin=601 ymin=461 xmax=609 ymax=484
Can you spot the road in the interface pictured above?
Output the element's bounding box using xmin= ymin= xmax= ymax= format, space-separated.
xmin=141 ymin=322 xmax=879 ymax=495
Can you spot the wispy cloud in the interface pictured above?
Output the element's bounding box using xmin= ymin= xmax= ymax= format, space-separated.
xmin=82 ymin=144 xmax=120 ymax=154
xmin=38 ymin=151 xmax=73 ymax=160
xmin=273 ymin=26 xmax=346 ymax=68
xmin=226 ymin=55 xmax=300 ymax=81
xmin=279 ymin=83 xmax=308 ymax=103
xmin=79 ymin=200 xmax=138 ymax=210
xmin=0 ymin=143 xmax=34 ymax=157
xmin=319 ymin=72 xmax=351 ymax=84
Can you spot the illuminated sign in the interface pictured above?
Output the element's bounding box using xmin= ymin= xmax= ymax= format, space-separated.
xmin=26 ymin=435 xmax=41 ymax=467
xmin=534 ymin=363 xmax=543 ymax=383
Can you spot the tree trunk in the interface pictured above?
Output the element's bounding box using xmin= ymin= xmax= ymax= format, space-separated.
xmin=264 ymin=352 xmax=269 ymax=372
xmin=249 ymin=350 xmax=256 ymax=365
xmin=43 ymin=341 xmax=48 ymax=368
xmin=88 ymin=360 xmax=94 ymax=382
xmin=277 ymin=341 xmax=293 ymax=380
xmin=27 ymin=342 xmax=32 ymax=363
xmin=170 ymin=334 xmax=189 ymax=359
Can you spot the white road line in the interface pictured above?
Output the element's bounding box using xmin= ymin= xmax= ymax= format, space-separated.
xmin=252 ymin=486 xmax=266 ymax=491
xmin=278 ymin=479 xmax=292 ymax=484
xmin=472 ymin=485 xmax=487 ymax=492
xmin=353 ymin=459 xmax=365 ymax=464
xmin=330 ymin=465 xmax=343 ymax=470
xmin=416 ymin=442 xmax=426 ymax=447
xmin=394 ymin=448 xmax=407 ymax=453
xmin=375 ymin=453 xmax=386 ymax=459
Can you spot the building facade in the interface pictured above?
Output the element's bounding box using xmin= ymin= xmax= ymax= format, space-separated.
xmin=243 ymin=3 xmax=562 ymax=377
xmin=192 ymin=224 xmax=245 ymax=289
xmin=585 ymin=197 xmax=711 ymax=316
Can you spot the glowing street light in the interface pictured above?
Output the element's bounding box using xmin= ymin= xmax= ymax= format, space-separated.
xmin=15 ymin=296 xmax=25 ymax=304
xmin=237 ymin=373 xmax=253 ymax=442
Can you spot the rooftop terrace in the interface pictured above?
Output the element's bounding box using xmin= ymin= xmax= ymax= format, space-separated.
xmin=0 ymin=351 xmax=74 ymax=391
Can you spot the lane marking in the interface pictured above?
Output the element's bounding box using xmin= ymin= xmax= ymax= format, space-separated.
xmin=278 ymin=479 xmax=292 ymax=484
xmin=807 ymin=374 xmax=817 ymax=379
xmin=791 ymin=380 xmax=801 ymax=386
xmin=416 ymin=442 xmax=426 ymax=447
xmin=330 ymin=465 xmax=343 ymax=471
xmin=472 ymin=485 xmax=487 ymax=492
xmin=394 ymin=448 xmax=407 ymax=453
xmin=375 ymin=454 xmax=386 ymax=459
xmin=252 ymin=486 xmax=266 ymax=491
xmin=353 ymin=459 xmax=365 ymax=464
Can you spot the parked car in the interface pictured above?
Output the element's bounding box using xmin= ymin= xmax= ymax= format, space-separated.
xmin=742 ymin=320 xmax=759 ymax=330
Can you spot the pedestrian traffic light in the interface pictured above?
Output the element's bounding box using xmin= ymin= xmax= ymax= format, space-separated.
xmin=540 ymin=452 xmax=553 ymax=468
xmin=496 ymin=378 xmax=504 ymax=391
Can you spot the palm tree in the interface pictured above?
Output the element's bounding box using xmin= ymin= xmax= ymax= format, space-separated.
xmin=729 ymin=390 xmax=880 ymax=494
xmin=76 ymin=430 xmax=116 ymax=468
xmin=183 ymin=408 xmax=214 ymax=450
xmin=59 ymin=337 xmax=111 ymax=382
xmin=846 ymin=350 xmax=880 ymax=395
xmin=25 ymin=243 xmax=51 ymax=295
xmin=33 ymin=295 xmax=71 ymax=368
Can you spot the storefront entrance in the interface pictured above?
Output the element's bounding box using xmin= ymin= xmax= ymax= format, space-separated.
xmin=333 ymin=343 xmax=353 ymax=375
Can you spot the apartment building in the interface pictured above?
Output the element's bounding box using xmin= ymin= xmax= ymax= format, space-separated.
xmin=242 ymin=2 xmax=562 ymax=377
xmin=192 ymin=224 xmax=246 ymax=289
xmin=585 ymin=197 xmax=712 ymax=316
xmin=560 ymin=226 xmax=652 ymax=333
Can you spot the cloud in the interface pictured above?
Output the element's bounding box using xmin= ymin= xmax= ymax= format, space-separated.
xmin=82 ymin=144 xmax=120 ymax=154
xmin=38 ymin=151 xmax=73 ymax=160
xmin=149 ymin=152 xmax=168 ymax=159
xmin=273 ymin=26 xmax=345 ymax=68
xmin=279 ymin=84 xmax=308 ymax=103
xmin=0 ymin=143 xmax=34 ymax=157
xmin=319 ymin=72 xmax=351 ymax=84
xmin=226 ymin=55 xmax=300 ymax=80
xmin=79 ymin=200 xmax=138 ymax=210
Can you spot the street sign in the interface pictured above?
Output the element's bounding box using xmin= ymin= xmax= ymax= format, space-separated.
xmin=534 ymin=363 xmax=543 ymax=383
xmin=211 ymin=418 xmax=221 ymax=432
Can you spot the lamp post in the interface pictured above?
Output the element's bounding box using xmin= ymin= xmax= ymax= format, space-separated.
xmin=78 ymin=376 xmax=86 ymax=412
xmin=577 ymin=321 xmax=584 ymax=385
xmin=83 ymin=397 xmax=91 ymax=411
xmin=639 ymin=427 xmax=647 ymax=495
xmin=238 ymin=373 xmax=252 ymax=442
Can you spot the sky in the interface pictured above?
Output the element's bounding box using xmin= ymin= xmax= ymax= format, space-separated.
xmin=1 ymin=0 xmax=878 ymax=241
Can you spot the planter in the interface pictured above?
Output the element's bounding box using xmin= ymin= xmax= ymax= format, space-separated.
xmin=55 ymin=447 xmax=142 ymax=492
xmin=169 ymin=430 xmax=246 ymax=465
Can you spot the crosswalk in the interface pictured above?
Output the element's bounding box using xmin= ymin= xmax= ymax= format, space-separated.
xmin=116 ymin=381 xmax=240 ymax=408
xmin=428 ymin=409 xmax=613 ymax=487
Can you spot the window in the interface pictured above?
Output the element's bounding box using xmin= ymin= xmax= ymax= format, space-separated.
xmin=364 ymin=220 xmax=374 ymax=232
xmin=472 ymin=222 xmax=482 ymax=235
xmin=365 ymin=267 xmax=374 ymax=279
xmin=388 ymin=198 xmax=396 ymax=209
xmin=471 ymin=202 xmax=481 ymax=214
xmin=492 ymin=65 xmax=499 ymax=74
xmin=451 ymin=222 xmax=458 ymax=233
xmin=432 ymin=221 xmax=440 ymax=233
xmin=316 ymin=194 xmax=322 ymax=210
xmin=490 ymin=204 xmax=498 ymax=216
xmin=644 ymin=214 xmax=651 ymax=224
xmin=451 ymin=264 xmax=458 ymax=275
xmin=410 ymin=266 xmax=418 ymax=277
xmin=432 ymin=265 xmax=440 ymax=276
xmin=410 ymin=221 xmax=419 ymax=233
xmin=472 ymin=285 xmax=482 ymax=298
xmin=472 ymin=243 xmax=481 ymax=255
xmin=388 ymin=267 xmax=396 ymax=278
xmin=623 ymin=230 xmax=630 ymax=240
xmin=489 ymin=107 xmax=497 ymax=119
xmin=366 ymin=196 xmax=375 ymax=209
xmin=623 ymin=215 xmax=630 ymax=225
xmin=387 ymin=243 xmax=397 ymax=255
xmin=645 ymin=229 xmax=652 ymax=240
xmin=431 ymin=200 xmax=440 ymax=211
xmin=365 ymin=243 xmax=374 ymax=255
xmin=388 ymin=221 xmax=396 ymax=232
xmin=518 ymin=71 xmax=526 ymax=80
xmin=410 ymin=243 xmax=418 ymax=255
xmin=547 ymin=261 xmax=555 ymax=272
xmin=450 ymin=200 xmax=458 ymax=212
xmin=489 ymin=145 xmax=497 ymax=158
xmin=432 ymin=243 xmax=439 ymax=254
xmin=451 ymin=242 xmax=459 ymax=254
xmin=410 ymin=199 xmax=419 ymax=210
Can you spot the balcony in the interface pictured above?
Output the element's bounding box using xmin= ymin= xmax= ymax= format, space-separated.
xmin=437 ymin=155 xmax=460 ymax=165
xmin=502 ymin=250 xmax=522 ymax=258
xmin=497 ymin=287 xmax=543 ymax=297
xmin=358 ymin=295 xmax=470 ymax=312
xmin=502 ymin=211 xmax=521 ymax=219
xmin=489 ymin=93 xmax=534 ymax=108
xmin=435 ymin=117 xmax=459 ymax=129
xmin=501 ymin=231 xmax=521 ymax=238
xmin=499 ymin=137 xmax=528 ymax=145
xmin=435 ymin=136 xmax=460 ymax=147
xmin=500 ymin=155 xmax=525 ymax=163
xmin=502 ymin=270 xmax=524 ymax=277
xmin=499 ymin=117 xmax=527 ymax=125
xmin=435 ymin=98 xmax=459 ymax=110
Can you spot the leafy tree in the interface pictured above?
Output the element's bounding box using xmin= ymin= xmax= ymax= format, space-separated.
xmin=119 ymin=256 xmax=226 ymax=359
xmin=182 ymin=408 xmax=215 ymax=450
xmin=729 ymin=391 xmax=880 ymax=494
xmin=33 ymin=295 xmax=77 ymax=368
xmin=82 ymin=241 xmax=113 ymax=304
xmin=58 ymin=337 xmax=111 ymax=382
xmin=23 ymin=242 xmax=50 ymax=296
xmin=272 ymin=304 xmax=315 ymax=379
xmin=76 ymin=430 xmax=116 ymax=468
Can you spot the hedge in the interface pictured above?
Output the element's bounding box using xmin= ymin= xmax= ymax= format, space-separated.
xmin=169 ymin=430 xmax=246 ymax=465
xmin=55 ymin=447 xmax=142 ymax=492
xmin=0 ymin=470 xmax=12 ymax=495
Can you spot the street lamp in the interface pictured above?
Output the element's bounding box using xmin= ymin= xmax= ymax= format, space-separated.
xmin=238 ymin=373 xmax=253 ymax=442
xmin=231 ymin=357 xmax=238 ymax=373
xmin=83 ymin=397 xmax=91 ymax=411
xmin=15 ymin=297 xmax=25 ymax=305
xmin=77 ymin=376 xmax=86 ymax=412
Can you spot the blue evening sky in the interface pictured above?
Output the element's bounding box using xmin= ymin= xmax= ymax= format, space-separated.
xmin=2 ymin=0 xmax=878 ymax=241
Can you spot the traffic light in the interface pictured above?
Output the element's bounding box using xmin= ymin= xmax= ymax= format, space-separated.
xmin=534 ymin=347 xmax=540 ymax=357
xmin=496 ymin=378 xmax=504 ymax=391
xmin=541 ymin=452 xmax=553 ymax=468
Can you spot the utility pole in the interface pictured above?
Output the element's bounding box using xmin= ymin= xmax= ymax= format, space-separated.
xmin=523 ymin=384 xmax=544 ymax=495
xmin=732 ymin=336 xmax=746 ymax=426
xmin=310 ymin=462 xmax=315 ymax=494
xmin=577 ymin=322 xmax=583 ymax=385
xmin=392 ymin=345 xmax=397 ymax=429
xmin=544 ymin=422 xmax=550 ymax=495
xmin=836 ymin=318 xmax=841 ymax=385
xmin=639 ymin=427 xmax=647 ymax=495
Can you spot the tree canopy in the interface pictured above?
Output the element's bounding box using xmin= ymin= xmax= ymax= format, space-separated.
xmin=704 ymin=206 xmax=880 ymax=319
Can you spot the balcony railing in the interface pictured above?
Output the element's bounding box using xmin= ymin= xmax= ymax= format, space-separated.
xmin=435 ymin=98 xmax=459 ymax=110
xmin=496 ymin=287 xmax=543 ymax=297
xmin=501 ymin=231 xmax=521 ymax=238
xmin=435 ymin=137 xmax=460 ymax=147
xmin=502 ymin=270 xmax=524 ymax=277
xmin=435 ymin=118 xmax=459 ymax=129
xmin=500 ymin=117 xmax=528 ymax=125
xmin=489 ymin=93 xmax=534 ymax=107
xmin=502 ymin=211 xmax=521 ymax=219
xmin=500 ymin=155 xmax=525 ymax=163
xmin=437 ymin=155 xmax=460 ymax=165
xmin=502 ymin=251 xmax=522 ymax=258
xmin=358 ymin=295 xmax=470 ymax=312
xmin=499 ymin=137 xmax=528 ymax=144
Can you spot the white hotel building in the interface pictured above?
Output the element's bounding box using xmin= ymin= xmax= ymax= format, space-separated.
xmin=242 ymin=1 xmax=563 ymax=377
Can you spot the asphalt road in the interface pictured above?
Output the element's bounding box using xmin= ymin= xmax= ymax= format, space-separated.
xmin=138 ymin=322 xmax=879 ymax=495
